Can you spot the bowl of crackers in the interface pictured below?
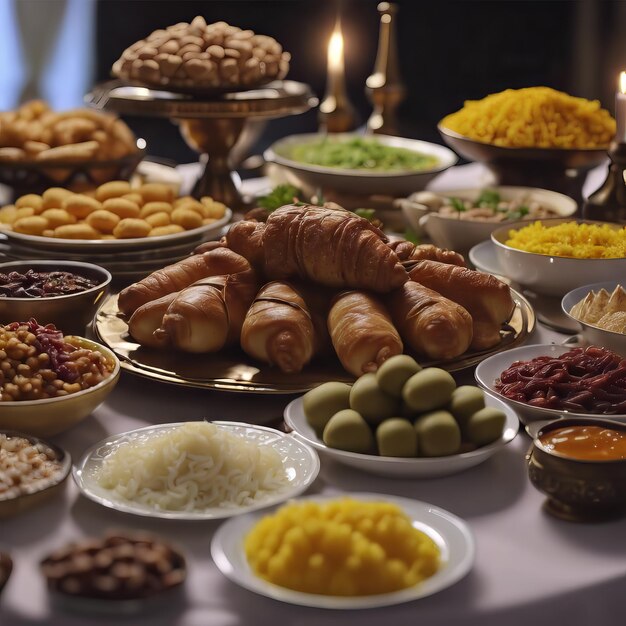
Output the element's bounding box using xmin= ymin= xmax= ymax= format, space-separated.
xmin=0 ymin=100 xmax=143 ymax=195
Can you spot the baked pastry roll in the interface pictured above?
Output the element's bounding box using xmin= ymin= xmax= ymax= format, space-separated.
xmin=328 ymin=291 xmax=403 ymax=376
xmin=389 ymin=281 xmax=473 ymax=360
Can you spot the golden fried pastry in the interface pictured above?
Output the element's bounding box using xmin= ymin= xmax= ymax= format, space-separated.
xmin=113 ymin=218 xmax=151 ymax=239
xmin=42 ymin=187 xmax=73 ymax=210
xmin=40 ymin=208 xmax=76 ymax=229
xmin=139 ymin=183 xmax=174 ymax=204
xmin=145 ymin=211 xmax=170 ymax=228
xmin=140 ymin=202 xmax=172 ymax=218
xmin=63 ymin=194 xmax=101 ymax=218
xmin=95 ymin=181 xmax=132 ymax=202
xmin=171 ymin=208 xmax=202 ymax=230
xmin=150 ymin=225 xmax=184 ymax=237
xmin=13 ymin=215 xmax=48 ymax=236
xmin=15 ymin=194 xmax=44 ymax=213
xmin=54 ymin=224 xmax=101 ymax=239
xmin=86 ymin=209 xmax=121 ymax=233
xmin=102 ymin=198 xmax=141 ymax=219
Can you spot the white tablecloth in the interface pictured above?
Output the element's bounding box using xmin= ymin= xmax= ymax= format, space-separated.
xmin=3 ymin=164 xmax=626 ymax=626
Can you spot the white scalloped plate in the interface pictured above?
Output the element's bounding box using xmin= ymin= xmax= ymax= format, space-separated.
xmin=73 ymin=421 xmax=320 ymax=520
xmin=211 ymin=492 xmax=475 ymax=609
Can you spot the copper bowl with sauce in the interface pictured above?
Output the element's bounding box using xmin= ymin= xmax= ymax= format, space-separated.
xmin=527 ymin=418 xmax=626 ymax=522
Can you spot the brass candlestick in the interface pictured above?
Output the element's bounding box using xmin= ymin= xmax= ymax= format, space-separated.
xmin=366 ymin=2 xmax=406 ymax=135
xmin=582 ymin=140 xmax=626 ymax=223
xmin=319 ymin=17 xmax=357 ymax=133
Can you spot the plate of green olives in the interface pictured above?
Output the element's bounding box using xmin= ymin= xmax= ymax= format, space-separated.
xmin=284 ymin=355 xmax=520 ymax=478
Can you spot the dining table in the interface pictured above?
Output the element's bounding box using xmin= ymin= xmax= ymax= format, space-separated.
xmin=2 ymin=161 xmax=626 ymax=626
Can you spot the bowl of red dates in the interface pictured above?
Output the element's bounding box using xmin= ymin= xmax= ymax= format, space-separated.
xmin=0 ymin=260 xmax=111 ymax=334
xmin=475 ymin=343 xmax=626 ymax=424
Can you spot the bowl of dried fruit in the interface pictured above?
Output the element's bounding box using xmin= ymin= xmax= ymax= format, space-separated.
xmin=0 ymin=260 xmax=111 ymax=335
xmin=0 ymin=320 xmax=120 ymax=437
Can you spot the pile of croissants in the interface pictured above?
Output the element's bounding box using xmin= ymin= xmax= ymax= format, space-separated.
xmin=118 ymin=204 xmax=515 ymax=377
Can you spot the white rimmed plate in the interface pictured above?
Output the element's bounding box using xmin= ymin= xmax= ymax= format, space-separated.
xmin=73 ymin=421 xmax=320 ymax=520
xmin=284 ymin=394 xmax=518 ymax=478
xmin=211 ymin=492 xmax=474 ymax=609
xmin=474 ymin=343 xmax=626 ymax=425
xmin=3 ymin=209 xmax=231 ymax=252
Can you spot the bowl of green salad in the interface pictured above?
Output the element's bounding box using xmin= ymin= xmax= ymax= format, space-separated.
xmin=264 ymin=133 xmax=457 ymax=196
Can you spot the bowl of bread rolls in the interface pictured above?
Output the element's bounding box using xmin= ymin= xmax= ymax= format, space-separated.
xmin=0 ymin=101 xmax=143 ymax=195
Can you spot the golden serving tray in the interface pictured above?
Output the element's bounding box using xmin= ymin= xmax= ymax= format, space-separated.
xmin=95 ymin=291 xmax=535 ymax=394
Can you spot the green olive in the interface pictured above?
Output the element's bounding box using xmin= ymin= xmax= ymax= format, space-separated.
xmin=466 ymin=407 xmax=506 ymax=446
xmin=449 ymin=385 xmax=485 ymax=429
xmin=414 ymin=410 xmax=461 ymax=457
xmin=323 ymin=409 xmax=374 ymax=453
xmin=349 ymin=373 xmax=398 ymax=426
xmin=376 ymin=418 xmax=418 ymax=457
xmin=402 ymin=368 xmax=456 ymax=413
xmin=303 ymin=382 xmax=352 ymax=434
xmin=376 ymin=355 xmax=422 ymax=397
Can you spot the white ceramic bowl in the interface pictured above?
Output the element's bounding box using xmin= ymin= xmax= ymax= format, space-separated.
xmin=474 ymin=343 xmax=626 ymax=425
xmin=490 ymin=218 xmax=626 ymax=296
xmin=264 ymin=133 xmax=457 ymax=196
xmin=561 ymin=281 xmax=626 ymax=356
xmin=400 ymin=187 xmax=577 ymax=255
xmin=284 ymin=394 xmax=518 ymax=478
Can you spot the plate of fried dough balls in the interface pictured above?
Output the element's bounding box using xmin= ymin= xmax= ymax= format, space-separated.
xmin=284 ymin=355 xmax=519 ymax=477
xmin=0 ymin=181 xmax=231 ymax=251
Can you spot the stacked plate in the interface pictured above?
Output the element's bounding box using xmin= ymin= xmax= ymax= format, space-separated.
xmin=0 ymin=210 xmax=231 ymax=283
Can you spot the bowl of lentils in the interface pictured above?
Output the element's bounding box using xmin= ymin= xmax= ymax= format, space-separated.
xmin=0 ymin=260 xmax=111 ymax=334
xmin=0 ymin=319 xmax=119 ymax=436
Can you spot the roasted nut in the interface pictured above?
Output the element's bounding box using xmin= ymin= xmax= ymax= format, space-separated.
xmin=150 ymin=224 xmax=184 ymax=237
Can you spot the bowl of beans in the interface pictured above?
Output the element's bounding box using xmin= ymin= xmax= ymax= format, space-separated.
xmin=0 ymin=430 xmax=71 ymax=518
xmin=0 ymin=260 xmax=111 ymax=334
xmin=474 ymin=343 xmax=626 ymax=425
xmin=0 ymin=320 xmax=120 ymax=437
xmin=490 ymin=219 xmax=626 ymax=296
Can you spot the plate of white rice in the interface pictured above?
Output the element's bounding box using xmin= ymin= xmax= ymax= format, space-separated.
xmin=73 ymin=421 xmax=320 ymax=520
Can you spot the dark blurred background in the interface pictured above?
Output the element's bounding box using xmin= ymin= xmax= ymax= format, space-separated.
xmin=3 ymin=0 xmax=626 ymax=165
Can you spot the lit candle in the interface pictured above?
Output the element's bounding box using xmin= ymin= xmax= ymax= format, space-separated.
xmin=319 ymin=17 xmax=356 ymax=132
xmin=616 ymin=71 xmax=626 ymax=142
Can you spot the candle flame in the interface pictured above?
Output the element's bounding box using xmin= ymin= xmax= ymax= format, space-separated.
xmin=328 ymin=29 xmax=344 ymax=72
xmin=620 ymin=71 xmax=626 ymax=94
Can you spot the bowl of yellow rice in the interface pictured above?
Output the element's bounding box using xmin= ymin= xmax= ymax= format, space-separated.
xmin=491 ymin=219 xmax=626 ymax=295
xmin=438 ymin=87 xmax=614 ymax=196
